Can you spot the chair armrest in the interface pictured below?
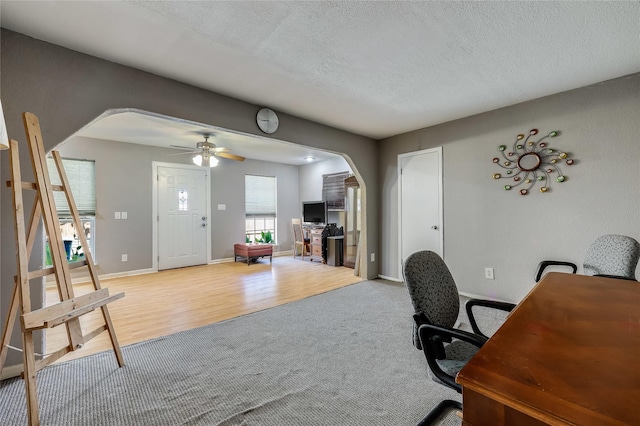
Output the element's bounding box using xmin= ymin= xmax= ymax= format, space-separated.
xmin=535 ymin=260 xmax=577 ymax=282
xmin=413 ymin=311 xmax=451 ymax=355
xmin=465 ymin=299 xmax=516 ymax=339
xmin=418 ymin=324 xmax=487 ymax=391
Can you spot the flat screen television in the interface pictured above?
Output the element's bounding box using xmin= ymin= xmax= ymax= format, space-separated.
xmin=302 ymin=201 xmax=327 ymax=225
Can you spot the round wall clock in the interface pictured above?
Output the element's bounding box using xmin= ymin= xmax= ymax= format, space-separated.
xmin=256 ymin=107 xmax=279 ymax=134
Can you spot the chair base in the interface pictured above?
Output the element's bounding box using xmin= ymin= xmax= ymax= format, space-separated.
xmin=417 ymin=399 xmax=462 ymax=426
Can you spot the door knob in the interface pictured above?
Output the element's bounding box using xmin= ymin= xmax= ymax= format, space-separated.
xmin=201 ymin=216 xmax=206 ymax=221
xmin=431 ymin=225 xmax=438 ymax=230
xmin=201 ymin=223 xmax=206 ymax=228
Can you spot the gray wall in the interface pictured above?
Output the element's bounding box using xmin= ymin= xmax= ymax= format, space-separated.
xmin=0 ymin=29 xmax=378 ymax=367
xmin=210 ymin=157 xmax=300 ymax=260
xmin=54 ymin=137 xmax=301 ymax=274
xmin=56 ymin=137 xmax=175 ymax=274
xmin=2 ymin=27 xmax=638 ymax=368
xmin=379 ymin=74 xmax=640 ymax=303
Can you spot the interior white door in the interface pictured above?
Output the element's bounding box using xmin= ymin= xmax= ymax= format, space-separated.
xmin=157 ymin=166 xmax=208 ymax=270
xmin=399 ymin=147 xmax=443 ymax=269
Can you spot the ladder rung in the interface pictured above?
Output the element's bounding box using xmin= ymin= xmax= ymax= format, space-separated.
xmin=45 ymin=293 xmax=124 ymax=328
xmin=33 ymin=324 xmax=108 ymax=372
xmin=22 ymin=289 xmax=124 ymax=330
xmin=27 ymin=259 xmax=87 ymax=280
xmin=5 ymin=180 xmax=64 ymax=191
xmin=83 ymin=324 xmax=108 ymax=343
xmin=68 ymin=259 xmax=89 ymax=270
xmin=27 ymin=267 xmax=54 ymax=280
xmin=35 ymin=346 xmax=71 ymax=372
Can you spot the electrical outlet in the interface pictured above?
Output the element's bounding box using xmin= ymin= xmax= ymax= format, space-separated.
xmin=485 ymin=267 xmax=494 ymax=279
xmin=121 ymin=254 xmax=128 ymax=262
xmin=370 ymin=253 xmax=376 ymax=262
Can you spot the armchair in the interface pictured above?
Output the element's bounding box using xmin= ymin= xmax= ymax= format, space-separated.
xmin=403 ymin=250 xmax=515 ymax=425
xmin=535 ymin=234 xmax=640 ymax=282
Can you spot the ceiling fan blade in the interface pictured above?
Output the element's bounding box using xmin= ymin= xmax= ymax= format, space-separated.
xmin=216 ymin=152 xmax=245 ymax=162
xmin=213 ymin=146 xmax=230 ymax=153
xmin=186 ymin=130 xmax=213 ymax=136
xmin=169 ymin=144 xmax=196 ymax=151
xmin=168 ymin=150 xmax=199 ymax=156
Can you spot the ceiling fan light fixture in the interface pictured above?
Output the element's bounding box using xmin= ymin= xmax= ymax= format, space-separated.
xmin=175 ymin=133 xmax=244 ymax=166
xmin=192 ymin=153 xmax=219 ymax=167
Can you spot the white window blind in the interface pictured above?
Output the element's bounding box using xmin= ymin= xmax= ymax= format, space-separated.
xmin=47 ymin=158 xmax=96 ymax=217
xmin=245 ymin=175 xmax=276 ymax=217
xmin=322 ymin=171 xmax=349 ymax=211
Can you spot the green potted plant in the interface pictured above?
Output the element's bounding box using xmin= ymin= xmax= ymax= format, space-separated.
xmin=255 ymin=231 xmax=273 ymax=244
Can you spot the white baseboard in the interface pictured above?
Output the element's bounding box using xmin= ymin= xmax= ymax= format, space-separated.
xmin=374 ymin=276 xmax=513 ymax=303
xmin=209 ymin=257 xmax=234 ymax=264
xmin=99 ymin=268 xmax=157 ymax=281
xmin=1 ymin=363 xmax=23 ymax=380
xmin=378 ymin=274 xmax=403 ymax=283
xmin=47 ymin=267 xmax=157 ymax=288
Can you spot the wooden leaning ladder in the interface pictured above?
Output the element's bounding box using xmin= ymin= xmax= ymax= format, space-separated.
xmin=0 ymin=112 xmax=125 ymax=426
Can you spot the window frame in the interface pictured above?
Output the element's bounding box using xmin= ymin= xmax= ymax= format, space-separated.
xmin=245 ymin=174 xmax=277 ymax=243
xmin=44 ymin=157 xmax=97 ymax=264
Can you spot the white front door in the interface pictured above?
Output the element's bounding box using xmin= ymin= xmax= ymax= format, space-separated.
xmin=399 ymin=147 xmax=443 ymax=269
xmin=157 ymin=166 xmax=208 ymax=270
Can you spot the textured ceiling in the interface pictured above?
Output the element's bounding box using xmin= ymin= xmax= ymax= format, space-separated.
xmin=73 ymin=110 xmax=339 ymax=166
xmin=1 ymin=1 xmax=639 ymax=141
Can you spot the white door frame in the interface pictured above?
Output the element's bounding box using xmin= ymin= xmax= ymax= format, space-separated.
xmin=152 ymin=161 xmax=212 ymax=271
xmin=397 ymin=147 xmax=444 ymax=277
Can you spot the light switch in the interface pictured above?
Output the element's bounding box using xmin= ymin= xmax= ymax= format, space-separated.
xmin=218 ymin=204 xmax=226 ymax=211
xmin=115 ymin=212 xmax=121 ymax=220
xmin=121 ymin=211 xmax=128 ymax=219
xmin=485 ymin=268 xmax=495 ymax=280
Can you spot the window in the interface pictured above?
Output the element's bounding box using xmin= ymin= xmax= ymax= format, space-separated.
xmin=45 ymin=158 xmax=96 ymax=265
xmin=322 ymin=171 xmax=350 ymax=211
xmin=245 ymin=175 xmax=276 ymax=243
xmin=178 ymin=188 xmax=188 ymax=211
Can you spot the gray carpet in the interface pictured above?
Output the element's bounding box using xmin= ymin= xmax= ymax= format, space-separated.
xmin=0 ymin=280 xmax=491 ymax=425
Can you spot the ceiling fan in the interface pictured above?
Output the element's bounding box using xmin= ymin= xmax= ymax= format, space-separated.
xmin=169 ymin=133 xmax=245 ymax=167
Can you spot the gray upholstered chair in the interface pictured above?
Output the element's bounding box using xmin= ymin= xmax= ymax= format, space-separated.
xmin=403 ymin=250 xmax=515 ymax=425
xmin=536 ymin=234 xmax=640 ymax=282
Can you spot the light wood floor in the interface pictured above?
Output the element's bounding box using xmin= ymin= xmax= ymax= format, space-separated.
xmin=46 ymin=256 xmax=362 ymax=362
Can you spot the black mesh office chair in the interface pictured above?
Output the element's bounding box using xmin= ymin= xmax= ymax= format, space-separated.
xmin=535 ymin=234 xmax=640 ymax=282
xmin=403 ymin=250 xmax=515 ymax=425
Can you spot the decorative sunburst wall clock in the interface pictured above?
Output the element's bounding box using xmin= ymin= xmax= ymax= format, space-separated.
xmin=492 ymin=129 xmax=574 ymax=195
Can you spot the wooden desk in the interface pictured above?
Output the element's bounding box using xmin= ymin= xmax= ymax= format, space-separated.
xmin=307 ymin=227 xmax=324 ymax=262
xmin=456 ymin=272 xmax=640 ymax=426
